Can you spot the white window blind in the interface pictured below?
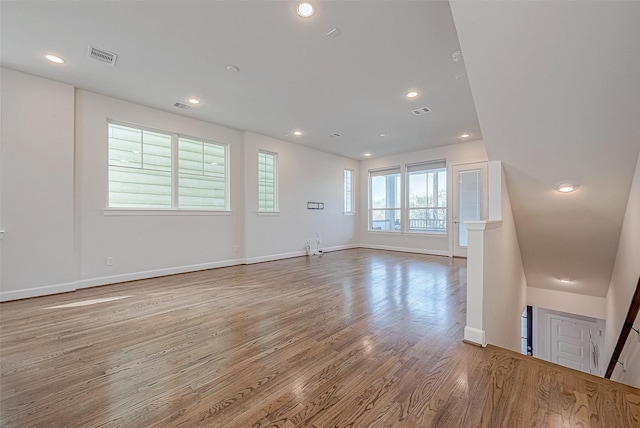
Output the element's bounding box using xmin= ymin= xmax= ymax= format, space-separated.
xmin=344 ymin=169 xmax=354 ymax=213
xmin=178 ymin=137 xmax=227 ymax=209
xmin=258 ymin=150 xmax=277 ymax=212
xmin=108 ymin=124 xmax=172 ymax=208
xmin=108 ymin=122 xmax=228 ymax=210
xmin=369 ymin=166 xmax=401 ymax=231
xmin=407 ymin=159 xmax=447 ymax=233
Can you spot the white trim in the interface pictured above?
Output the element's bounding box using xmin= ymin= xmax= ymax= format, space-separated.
xmin=464 ymin=326 xmax=487 ymax=347
xmin=256 ymin=211 xmax=280 ymax=216
xmin=322 ymin=244 xmax=359 ymax=253
xmin=0 ymin=281 xmax=76 ymax=302
xmin=343 ymin=212 xmax=356 ymax=216
xmin=76 ymin=258 xmax=244 ymax=290
xmin=358 ymin=243 xmax=449 ymax=257
xmin=104 ymin=209 xmax=232 ymax=216
xmin=465 ymin=220 xmax=503 ymax=231
xmin=244 ymin=250 xmax=307 ymax=264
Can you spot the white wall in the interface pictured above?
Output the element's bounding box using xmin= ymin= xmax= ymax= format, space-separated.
xmin=358 ymin=140 xmax=487 ymax=256
xmin=480 ymin=165 xmax=527 ymax=351
xmin=0 ymin=69 xmax=360 ymax=301
xmin=605 ymin=152 xmax=640 ymax=388
xmin=0 ymin=68 xmax=76 ymax=300
xmin=243 ymin=132 xmax=359 ymax=262
xmin=75 ymin=90 xmax=246 ymax=288
xmin=527 ymin=287 xmax=606 ymax=320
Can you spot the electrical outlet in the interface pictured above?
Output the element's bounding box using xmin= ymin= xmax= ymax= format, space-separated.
xmin=106 ymin=256 xmax=114 ymax=266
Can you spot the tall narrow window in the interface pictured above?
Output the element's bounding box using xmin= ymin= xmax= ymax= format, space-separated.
xmin=108 ymin=124 xmax=172 ymax=208
xmin=369 ymin=167 xmax=401 ymax=231
xmin=406 ymin=160 xmax=447 ymax=233
xmin=258 ymin=150 xmax=277 ymax=212
xmin=344 ymin=169 xmax=354 ymax=214
xmin=108 ymin=122 xmax=229 ymax=211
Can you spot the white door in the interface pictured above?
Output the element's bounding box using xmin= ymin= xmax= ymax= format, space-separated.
xmin=452 ymin=162 xmax=488 ymax=257
xmin=550 ymin=318 xmax=593 ymax=374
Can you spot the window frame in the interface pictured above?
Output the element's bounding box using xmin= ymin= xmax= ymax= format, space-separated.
xmin=405 ymin=160 xmax=447 ymax=235
xmin=368 ymin=166 xmax=402 ymax=232
xmin=257 ymin=149 xmax=279 ymax=214
xmin=106 ymin=120 xmax=230 ymax=213
xmin=344 ymin=168 xmax=355 ymax=215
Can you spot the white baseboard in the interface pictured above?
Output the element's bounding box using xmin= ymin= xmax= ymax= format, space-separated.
xmin=464 ymin=326 xmax=486 ymax=347
xmin=76 ymin=258 xmax=245 ymax=290
xmin=358 ymin=244 xmax=450 ymax=257
xmin=1 ymin=245 xmax=441 ymax=302
xmin=244 ymin=251 xmax=307 ymax=264
xmin=0 ymin=281 xmax=76 ymax=302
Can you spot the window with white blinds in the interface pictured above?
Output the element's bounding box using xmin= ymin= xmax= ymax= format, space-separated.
xmin=406 ymin=160 xmax=447 ymax=233
xmin=344 ymin=169 xmax=354 ymax=213
xmin=108 ymin=122 xmax=228 ymax=210
xmin=369 ymin=167 xmax=401 ymax=231
xmin=258 ymin=150 xmax=277 ymax=212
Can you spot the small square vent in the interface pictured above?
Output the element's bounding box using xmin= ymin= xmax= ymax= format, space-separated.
xmin=173 ymin=102 xmax=191 ymax=109
xmin=88 ymin=45 xmax=117 ymax=66
xmin=411 ymin=106 xmax=431 ymax=116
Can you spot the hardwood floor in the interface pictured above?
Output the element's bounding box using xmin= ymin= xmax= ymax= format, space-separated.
xmin=1 ymin=249 xmax=638 ymax=427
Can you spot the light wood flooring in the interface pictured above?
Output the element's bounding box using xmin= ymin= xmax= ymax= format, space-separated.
xmin=1 ymin=249 xmax=639 ymax=427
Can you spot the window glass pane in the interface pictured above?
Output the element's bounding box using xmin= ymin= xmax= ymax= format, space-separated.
xmin=369 ymin=169 xmax=401 ymax=231
xmin=344 ymin=169 xmax=353 ymax=212
xmin=258 ymin=151 xmax=277 ymax=211
xmin=406 ymin=163 xmax=447 ymax=233
xmin=108 ymin=124 xmax=172 ymax=208
xmin=178 ymin=138 xmax=227 ymax=209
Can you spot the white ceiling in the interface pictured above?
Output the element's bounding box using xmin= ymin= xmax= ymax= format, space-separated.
xmin=3 ymin=1 xmax=639 ymax=300
xmin=450 ymin=0 xmax=640 ymax=297
xmin=0 ymin=0 xmax=480 ymax=160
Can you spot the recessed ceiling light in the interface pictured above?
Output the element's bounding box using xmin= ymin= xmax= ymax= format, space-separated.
xmin=226 ymin=65 xmax=240 ymax=73
xmin=554 ymin=181 xmax=579 ymax=193
xmin=558 ymin=277 xmax=573 ymax=284
xmin=187 ymin=98 xmax=201 ymax=105
xmin=379 ymin=133 xmax=386 ymax=137
xmin=44 ymin=54 xmax=65 ymax=64
xmin=293 ymin=131 xmax=303 ymax=136
xmin=364 ymin=152 xmax=372 ymax=157
xmin=406 ymin=91 xmax=418 ymax=98
xmin=296 ymin=1 xmax=315 ymax=18
xmin=460 ymin=134 xmax=470 ymax=138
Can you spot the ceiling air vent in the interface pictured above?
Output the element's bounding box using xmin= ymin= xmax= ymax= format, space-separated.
xmin=173 ymin=102 xmax=191 ymax=109
xmin=411 ymin=106 xmax=431 ymax=116
xmin=330 ymin=133 xmax=341 ymax=138
xmin=88 ymin=45 xmax=117 ymax=66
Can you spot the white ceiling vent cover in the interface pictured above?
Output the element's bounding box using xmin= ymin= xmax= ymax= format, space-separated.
xmin=412 ymin=107 xmax=431 ymax=116
xmin=173 ymin=102 xmax=191 ymax=109
xmin=88 ymin=45 xmax=117 ymax=66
